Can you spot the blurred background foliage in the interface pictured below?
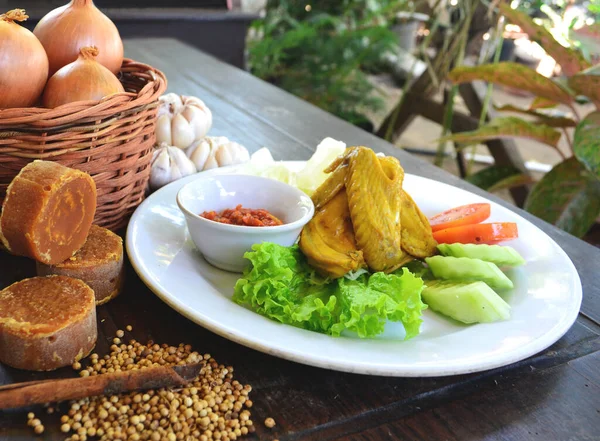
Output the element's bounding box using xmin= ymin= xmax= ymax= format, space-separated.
xmin=248 ymin=0 xmax=412 ymax=126
xmin=249 ymin=0 xmax=600 ymax=127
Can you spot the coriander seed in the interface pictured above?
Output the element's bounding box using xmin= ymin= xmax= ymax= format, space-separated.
xmin=55 ymin=340 xmax=255 ymax=441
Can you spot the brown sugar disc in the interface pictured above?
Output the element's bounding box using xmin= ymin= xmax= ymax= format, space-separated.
xmin=0 ymin=160 xmax=97 ymax=265
xmin=37 ymin=225 xmax=124 ymax=305
xmin=0 ymin=275 xmax=97 ymax=371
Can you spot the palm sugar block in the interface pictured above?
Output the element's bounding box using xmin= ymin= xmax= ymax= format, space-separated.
xmin=0 ymin=160 xmax=96 ymax=265
xmin=37 ymin=225 xmax=124 ymax=305
xmin=0 ymin=275 xmax=97 ymax=371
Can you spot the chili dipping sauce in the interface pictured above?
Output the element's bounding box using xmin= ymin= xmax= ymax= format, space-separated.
xmin=201 ymin=205 xmax=283 ymax=227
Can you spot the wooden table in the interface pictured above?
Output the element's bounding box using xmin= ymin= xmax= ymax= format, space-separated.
xmin=1 ymin=39 xmax=599 ymax=441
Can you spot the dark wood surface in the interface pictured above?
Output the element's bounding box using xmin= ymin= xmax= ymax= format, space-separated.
xmin=1 ymin=38 xmax=599 ymax=441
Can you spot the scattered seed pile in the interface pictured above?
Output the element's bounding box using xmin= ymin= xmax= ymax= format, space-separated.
xmin=57 ymin=330 xmax=256 ymax=441
xmin=27 ymin=412 xmax=45 ymax=434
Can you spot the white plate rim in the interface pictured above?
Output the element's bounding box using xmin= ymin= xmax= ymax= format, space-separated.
xmin=126 ymin=162 xmax=583 ymax=377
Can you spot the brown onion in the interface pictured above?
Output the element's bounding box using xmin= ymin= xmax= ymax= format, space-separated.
xmin=0 ymin=9 xmax=49 ymax=109
xmin=42 ymin=46 xmax=125 ymax=108
xmin=33 ymin=0 xmax=123 ymax=76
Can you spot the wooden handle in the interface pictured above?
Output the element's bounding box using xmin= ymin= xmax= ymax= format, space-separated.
xmin=0 ymin=363 xmax=202 ymax=410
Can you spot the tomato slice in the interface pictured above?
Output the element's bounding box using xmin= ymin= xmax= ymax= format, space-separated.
xmin=433 ymin=222 xmax=518 ymax=244
xmin=429 ymin=203 xmax=491 ymax=232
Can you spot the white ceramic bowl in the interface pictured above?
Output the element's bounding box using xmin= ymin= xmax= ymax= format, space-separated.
xmin=176 ymin=174 xmax=314 ymax=272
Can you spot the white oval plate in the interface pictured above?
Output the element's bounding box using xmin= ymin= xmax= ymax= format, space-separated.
xmin=126 ymin=162 xmax=582 ymax=377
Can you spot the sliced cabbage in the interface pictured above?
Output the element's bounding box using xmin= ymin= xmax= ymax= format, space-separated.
xmin=242 ymin=138 xmax=347 ymax=196
xmin=296 ymin=137 xmax=346 ymax=195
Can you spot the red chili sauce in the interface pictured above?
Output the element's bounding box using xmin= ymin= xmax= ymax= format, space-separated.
xmin=200 ymin=204 xmax=283 ymax=227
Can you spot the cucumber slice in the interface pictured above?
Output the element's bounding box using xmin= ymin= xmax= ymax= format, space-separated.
xmin=422 ymin=280 xmax=510 ymax=324
xmin=437 ymin=243 xmax=525 ymax=267
xmin=425 ymin=256 xmax=514 ymax=291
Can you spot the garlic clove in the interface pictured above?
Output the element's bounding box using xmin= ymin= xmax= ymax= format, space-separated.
xmin=182 ymin=105 xmax=212 ymax=141
xmin=171 ymin=147 xmax=197 ymax=175
xmin=153 ymin=141 xmax=172 ymax=162
xmin=171 ymin=113 xmax=195 ymax=149
xmin=181 ymin=105 xmax=200 ymax=125
xmin=170 ymin=164 xmax=184 ymax=182
xmin=156 ymin=93 xmax=214 ymax=148
xmin=149 ymin=148 xmax=173 ymax=190
xmin=155 ymin=115 xmax=172 ymax=146
xmin=203 ymin=153 xmax=220 ymax=171
xmin=182 ymin=95 xmax=204 ymax=107
xmin=214 ymin=145 xmax=234 ymax=168
xmin=230 ymin=142 xmax=250 ymax=164
xmin=149 ymin=145 xmax=197 ymax=191
xmin=196 ymin=107 xmax=213 ymax=140
xmin=157 ymin=93 xmax=183 ymax=118
xmin=152 ymin=146 xmax=169 ymax=168
xmin=204 ymin=136 xmax=222 ymax=153
xmin=186 ymin=139 xmax=211 ymax=171
xmin=212 ymin=136 xmax=230 ymax=145
xmin=151 ymin=147 xmax=161 ymax=162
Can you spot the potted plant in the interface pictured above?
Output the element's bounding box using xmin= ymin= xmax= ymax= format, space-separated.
xmin=442 ymin=4 xmax=600 ymax=238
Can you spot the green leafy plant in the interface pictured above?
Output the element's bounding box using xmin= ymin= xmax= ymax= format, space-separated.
xmin=589 ymin=0 xmax=600 ymax=19
xmin=443 ymin=4 xmax=600 ymax=238
xmin=247 ymin=0 xmax=406 ymax=126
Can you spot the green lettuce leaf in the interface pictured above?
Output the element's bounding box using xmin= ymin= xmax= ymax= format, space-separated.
xmin=233 ymin=243 xmax=426 ymax=339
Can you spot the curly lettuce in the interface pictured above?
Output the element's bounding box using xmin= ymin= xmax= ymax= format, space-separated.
xmin=233 ymin=243 xmax=426 ymax=339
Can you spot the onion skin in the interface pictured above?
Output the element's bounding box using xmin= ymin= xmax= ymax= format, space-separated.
xmin=0 ymin=9 xmax=49 ymax=109
xmin=34 ymin=0 xmax=123 ymax=76
xmin=42 ymin=46 xmax=125 ymax=108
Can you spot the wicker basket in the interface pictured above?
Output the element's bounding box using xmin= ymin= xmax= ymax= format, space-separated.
xmin=0 ymin=59 xmax=167 ymax=231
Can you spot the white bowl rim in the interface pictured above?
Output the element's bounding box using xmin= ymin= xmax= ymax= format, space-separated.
xmin=176 ymin=174 xmax=315 ymax=234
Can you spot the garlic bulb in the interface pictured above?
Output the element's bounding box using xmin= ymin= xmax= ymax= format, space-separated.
xmin=149 ymin=143 xmax=197 ymax=190
xmin=155 ymin=93 xmax=212 ymax=149
xmin=186 ymin=136 xmax=250 ymax=171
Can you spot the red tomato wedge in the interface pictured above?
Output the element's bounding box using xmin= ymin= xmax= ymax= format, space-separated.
xmin=429 ymin=203 xmax=491 ymax=232
xmin=433 ymin=222 xmax=518 ymax=244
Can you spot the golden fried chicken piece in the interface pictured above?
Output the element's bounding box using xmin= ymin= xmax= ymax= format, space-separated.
xmin=300 ymin=146 xmax=436 ymax=278
xmin=311 ymin=160 xmax=349 ymax=210
xmin=345 ymin=148 xmax=406 ymax=272
xmin=299 ymin=190 xmax=365 ymax=278
xmin=400 ymin=190 xmax=438 ymax=258
xmin=311 ymin=147 xmax=359 ymax=210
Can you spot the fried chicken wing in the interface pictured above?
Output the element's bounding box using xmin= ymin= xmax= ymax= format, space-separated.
xmin=299 ymin=146 xmax=436 ymax=278
xmin=345 ymin=148 xmax=405 ymax=272
xmin=400 ymin=190 xmax=438 ymax=258
xmin=299 ymin=190 xmax=365 ymax=278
